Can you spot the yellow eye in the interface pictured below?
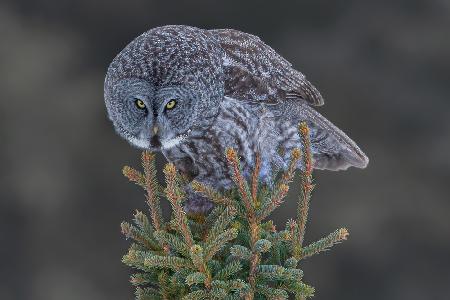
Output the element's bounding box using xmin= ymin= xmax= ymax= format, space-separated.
xmin=165 ymin=99 xmax=177 ymax=110
xmin=135 ymin=99 xmax=146 ymax=109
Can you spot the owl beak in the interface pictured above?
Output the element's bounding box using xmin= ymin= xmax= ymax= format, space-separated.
xmin=150 ymin=126 xmax=161 ymax=149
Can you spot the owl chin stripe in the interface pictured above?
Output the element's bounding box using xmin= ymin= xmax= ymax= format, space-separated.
xmin=161 ymin=135 xmax=186 ymax=150
xmin=128 ymin=136 xmax=150 ymax=149
xmin=161 ymin=129 xmax=192 ymax=150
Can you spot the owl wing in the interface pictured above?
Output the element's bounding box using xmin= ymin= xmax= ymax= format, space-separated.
xmin=300 ymin=103 xmax=369 ymax=170
xmin=210 ymin=29 xmax=324 ymax=106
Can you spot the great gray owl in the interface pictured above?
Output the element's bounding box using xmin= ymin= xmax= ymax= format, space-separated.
xmin=104 ymin=25 xmax=369 ymax=213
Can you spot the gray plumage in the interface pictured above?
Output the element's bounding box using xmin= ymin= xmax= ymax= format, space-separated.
xmin=104 ymin=25 xmax=369 ymax=213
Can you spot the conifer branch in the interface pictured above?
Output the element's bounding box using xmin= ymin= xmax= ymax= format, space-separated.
xmin=120 ymin=123 xmax=352 ymax=299
xmin=122 ymin=249 xmax=153 ymax=271
xmin=284 ymin=257 xmax=298 ymax=269
xmin=142 ymin=152 xmax=164 ymax=232
xmin=246 ymin=227 xmax=261 ymax=300
xmin=182 ymin=290 xmax=209 ymax=300
xmin=211 ymin=279 xmax=248 ymax=291
xmin=123 ymin=166 xmax=146 ymax=188
xmin=189 ymin=245 xmax=212 ymax=289
xmin=164 ymin=163 xmax=194 ymax=248
xmin=214 ymin=260 xmax=242 ymax=281
xmin=157 ymin=271 xmax=170 ymax=300
xmin=294 ymin=122 xmax=315 ymax=255
xmin=121 ymin=221 xmax=160 ymax=251
xmin=191 ymin=180 xmax=233 ymax=205
xmin=144 ymin=255 xmax=194 ymax=270
xmin=251 ymin=153 xmax=261 ymax=205
xmin=254 ymin=239 xmax=272 ymax=253
xmin=256 ymin=264 xmax=295 ymax=281
xmin=130 ymin=273 xmax=156 ymax=286
xmin=133 ymin=210 xmax=153 ymax=234
xmin=185 ymin=272 xmax=206 ymax=286
xmin=135 ymin=287 xmax=161 ymax=300
xmin=225 ymin=148 xmax=264 ymax=299
xmin=257 ymin=284 xmax=289 ymax=300
xmin=225 ymin=148 xmax=254 ymax=219
xmin=230 ymin=245 xmax=252 ymax=261
xmin=153 ymin=230 xmax=190 ymax=257
xmin=256 ymin=148 xmax=300 ymax=223
xmin=245 ymin=276 xmax=257 ymax=299
xmin=299 ymin=228 xmax=349 ymax=259
xmin=204 ymin=228 xmax=238 ymax=261
xmin=280 ymin=148 xmax=301 ymax=185
xmin=213 ymin=279 xmax=247 ymax=297
xmin=204 ymin=205 xmax=226 ymax=232
xmin=280 ymin=281 xmax=315 ymax=299
xmin=206 ymin=206 xmax=237 ymax=244
xmin=257 ymin=183 xmax=289 ymax=222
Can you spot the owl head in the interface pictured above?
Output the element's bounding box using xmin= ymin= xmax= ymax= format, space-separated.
xmin=104 ymin=25 xmax=224 ymax=151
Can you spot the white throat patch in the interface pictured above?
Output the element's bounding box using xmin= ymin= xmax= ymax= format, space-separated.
xmin=128 ymin=135 xmax=150 ymax=149
xmin=161 ymin=130 xmax=191 ymax=150
xmin=161 ymin=135 xmax=186 ymax=150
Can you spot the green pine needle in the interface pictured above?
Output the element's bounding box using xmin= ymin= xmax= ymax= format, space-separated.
xmin=120 ymin=124 xmax=350 ymax=299
xmin=214 ymin=260 xmax=242 ymax=281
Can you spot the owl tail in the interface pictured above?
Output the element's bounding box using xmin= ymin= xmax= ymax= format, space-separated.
xmin=295 ymin=103 xmax=369 ymax=171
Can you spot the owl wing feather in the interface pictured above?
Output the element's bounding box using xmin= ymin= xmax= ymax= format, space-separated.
xmin=299 ymin=103 xmax=369 ymax=170
xmin=210 ymin=29 xmax=324 ymax=106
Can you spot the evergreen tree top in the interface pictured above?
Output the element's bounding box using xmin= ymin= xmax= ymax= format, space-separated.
xmin=121 ymin=122 xmax=348 ymax=300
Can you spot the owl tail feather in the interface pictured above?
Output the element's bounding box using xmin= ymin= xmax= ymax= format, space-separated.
xmin=297 ymin=104 xmax=369 ymax=171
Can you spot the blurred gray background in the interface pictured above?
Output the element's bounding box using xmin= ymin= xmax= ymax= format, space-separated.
xmin=1 ymin=0 xmax=450 ymax=299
